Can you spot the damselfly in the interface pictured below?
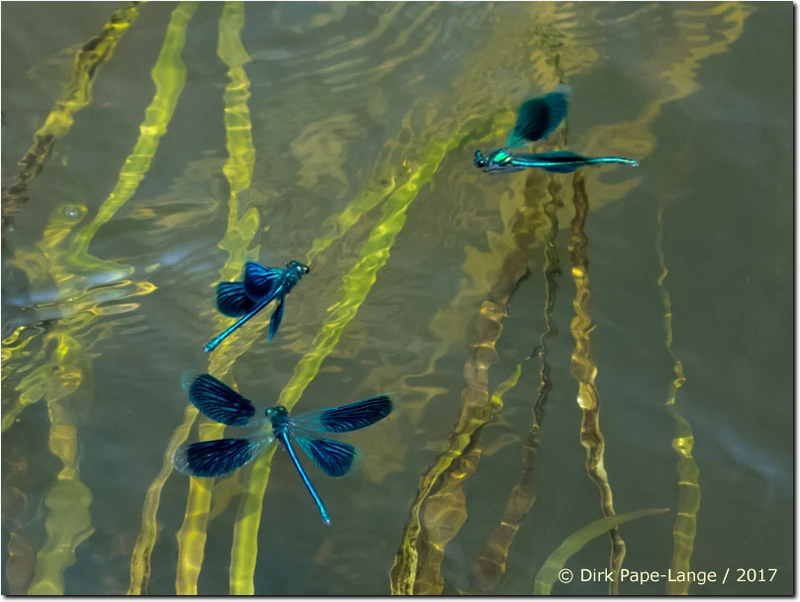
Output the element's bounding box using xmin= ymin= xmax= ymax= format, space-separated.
xmin=173 ymin=373 xmax=393 ymax=525
xmin=205 ymin=260 xmax=309 ymax=352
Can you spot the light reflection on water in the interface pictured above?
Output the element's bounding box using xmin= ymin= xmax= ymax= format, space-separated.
xmin=1 ymin=1 xmax=792 ymax=595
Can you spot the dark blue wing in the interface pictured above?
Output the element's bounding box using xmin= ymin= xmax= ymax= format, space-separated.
xmin=182 ymin=372 xmax=263 ymax=427
xmin=292 ymin=395 xmax=393 ymax=433
xmin=536 ymin=150 xmax=587 ymax=173
xmin=292 ymin=436 xmax=360 ymax=478
xmin=267 ymin=296 xmax=285 ymax=343
xmin=243 ymin=261 xmax=284 ymax=302
xmin=532 ymin=152 xmax=639 ymax=170
xmin=216 ymin=282 xmax=257 ymax=317
xmin=507 ymin=151 xmax=589 ymax=173
xmin=173 ymin=436 xmax=272 ymax=477
xmin=506 ymin=85 xmax=571 ymax=149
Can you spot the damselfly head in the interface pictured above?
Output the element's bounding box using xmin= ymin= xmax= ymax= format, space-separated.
xmin=265 ymin=405 xmax=289 ymax=419
xmin=286 ymin=260 xmax=310 ymax=275
xmin=473 ymin=150 xmax=487 ymax=169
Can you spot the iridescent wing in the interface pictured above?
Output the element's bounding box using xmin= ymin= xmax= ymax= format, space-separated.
xmin=292 ymin=435 xmax=361 ymax=478
xmin=182 ymin=372 xmax=265 ymax=427
xmin=173 ymin=435 xmax=273 ymax=477
xmin=291 ymin=395 xmax=393 ymax=433
xmin=505 ymin=84 xmax=571 ymax=149
xmin=216 ymin=282 xmax=257 ymax=317
xmin=243 ymin=261 xmax=284 ymax=302
xmin=503 ymin=150 xmax=587 ymax=173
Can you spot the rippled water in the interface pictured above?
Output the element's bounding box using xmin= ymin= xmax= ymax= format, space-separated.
xmin=1 ymin=1 xmax=792 ymax=596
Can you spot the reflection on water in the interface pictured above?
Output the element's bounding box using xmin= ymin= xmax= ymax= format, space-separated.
xmin=1 ymin=1 xmax=792 ymax=595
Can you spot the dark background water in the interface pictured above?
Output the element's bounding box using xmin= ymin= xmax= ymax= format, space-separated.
xmin=1 ymin=1 xmax=793 ymax=595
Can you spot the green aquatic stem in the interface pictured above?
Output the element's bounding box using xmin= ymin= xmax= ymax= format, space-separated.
xmin=656 ymin=203 xmax=700 ymax=595
xmin=174 ymin=1 xmax=260 ymax=595
xmin=25 ymin=333 xmax=93 ymax=595
xmin=229 ymin=131 xmax=454 ymax=596
xmin=63 ymin=1 xmax=197 ymax=276
xmin=567 ymin=170 xmax=626 ymax=594
xmin=467 ymin=171 xmax=565 ymax=594
xmin=2 ymin=2 xmax=142 ymax=229
xmin=76 ymin=1 xmax=204 ymax=594
xmin=533 ymin=508 xmax=670 ymax=595
xmin=3 ymin=202 xmax=85 ymax=597
xmin=389 ymin=158 xmax=561 ymax=595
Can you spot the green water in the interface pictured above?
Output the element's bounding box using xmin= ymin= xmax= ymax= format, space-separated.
xmin=1 ymin=1 xmax=792 ymax=595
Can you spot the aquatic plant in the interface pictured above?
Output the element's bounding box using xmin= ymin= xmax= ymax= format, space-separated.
xmin=1 ymin=1 xmax=758 ymax=595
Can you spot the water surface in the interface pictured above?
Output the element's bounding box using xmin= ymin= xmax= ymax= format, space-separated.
xmin=1 ymin=1 xmax=792 ymax=595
